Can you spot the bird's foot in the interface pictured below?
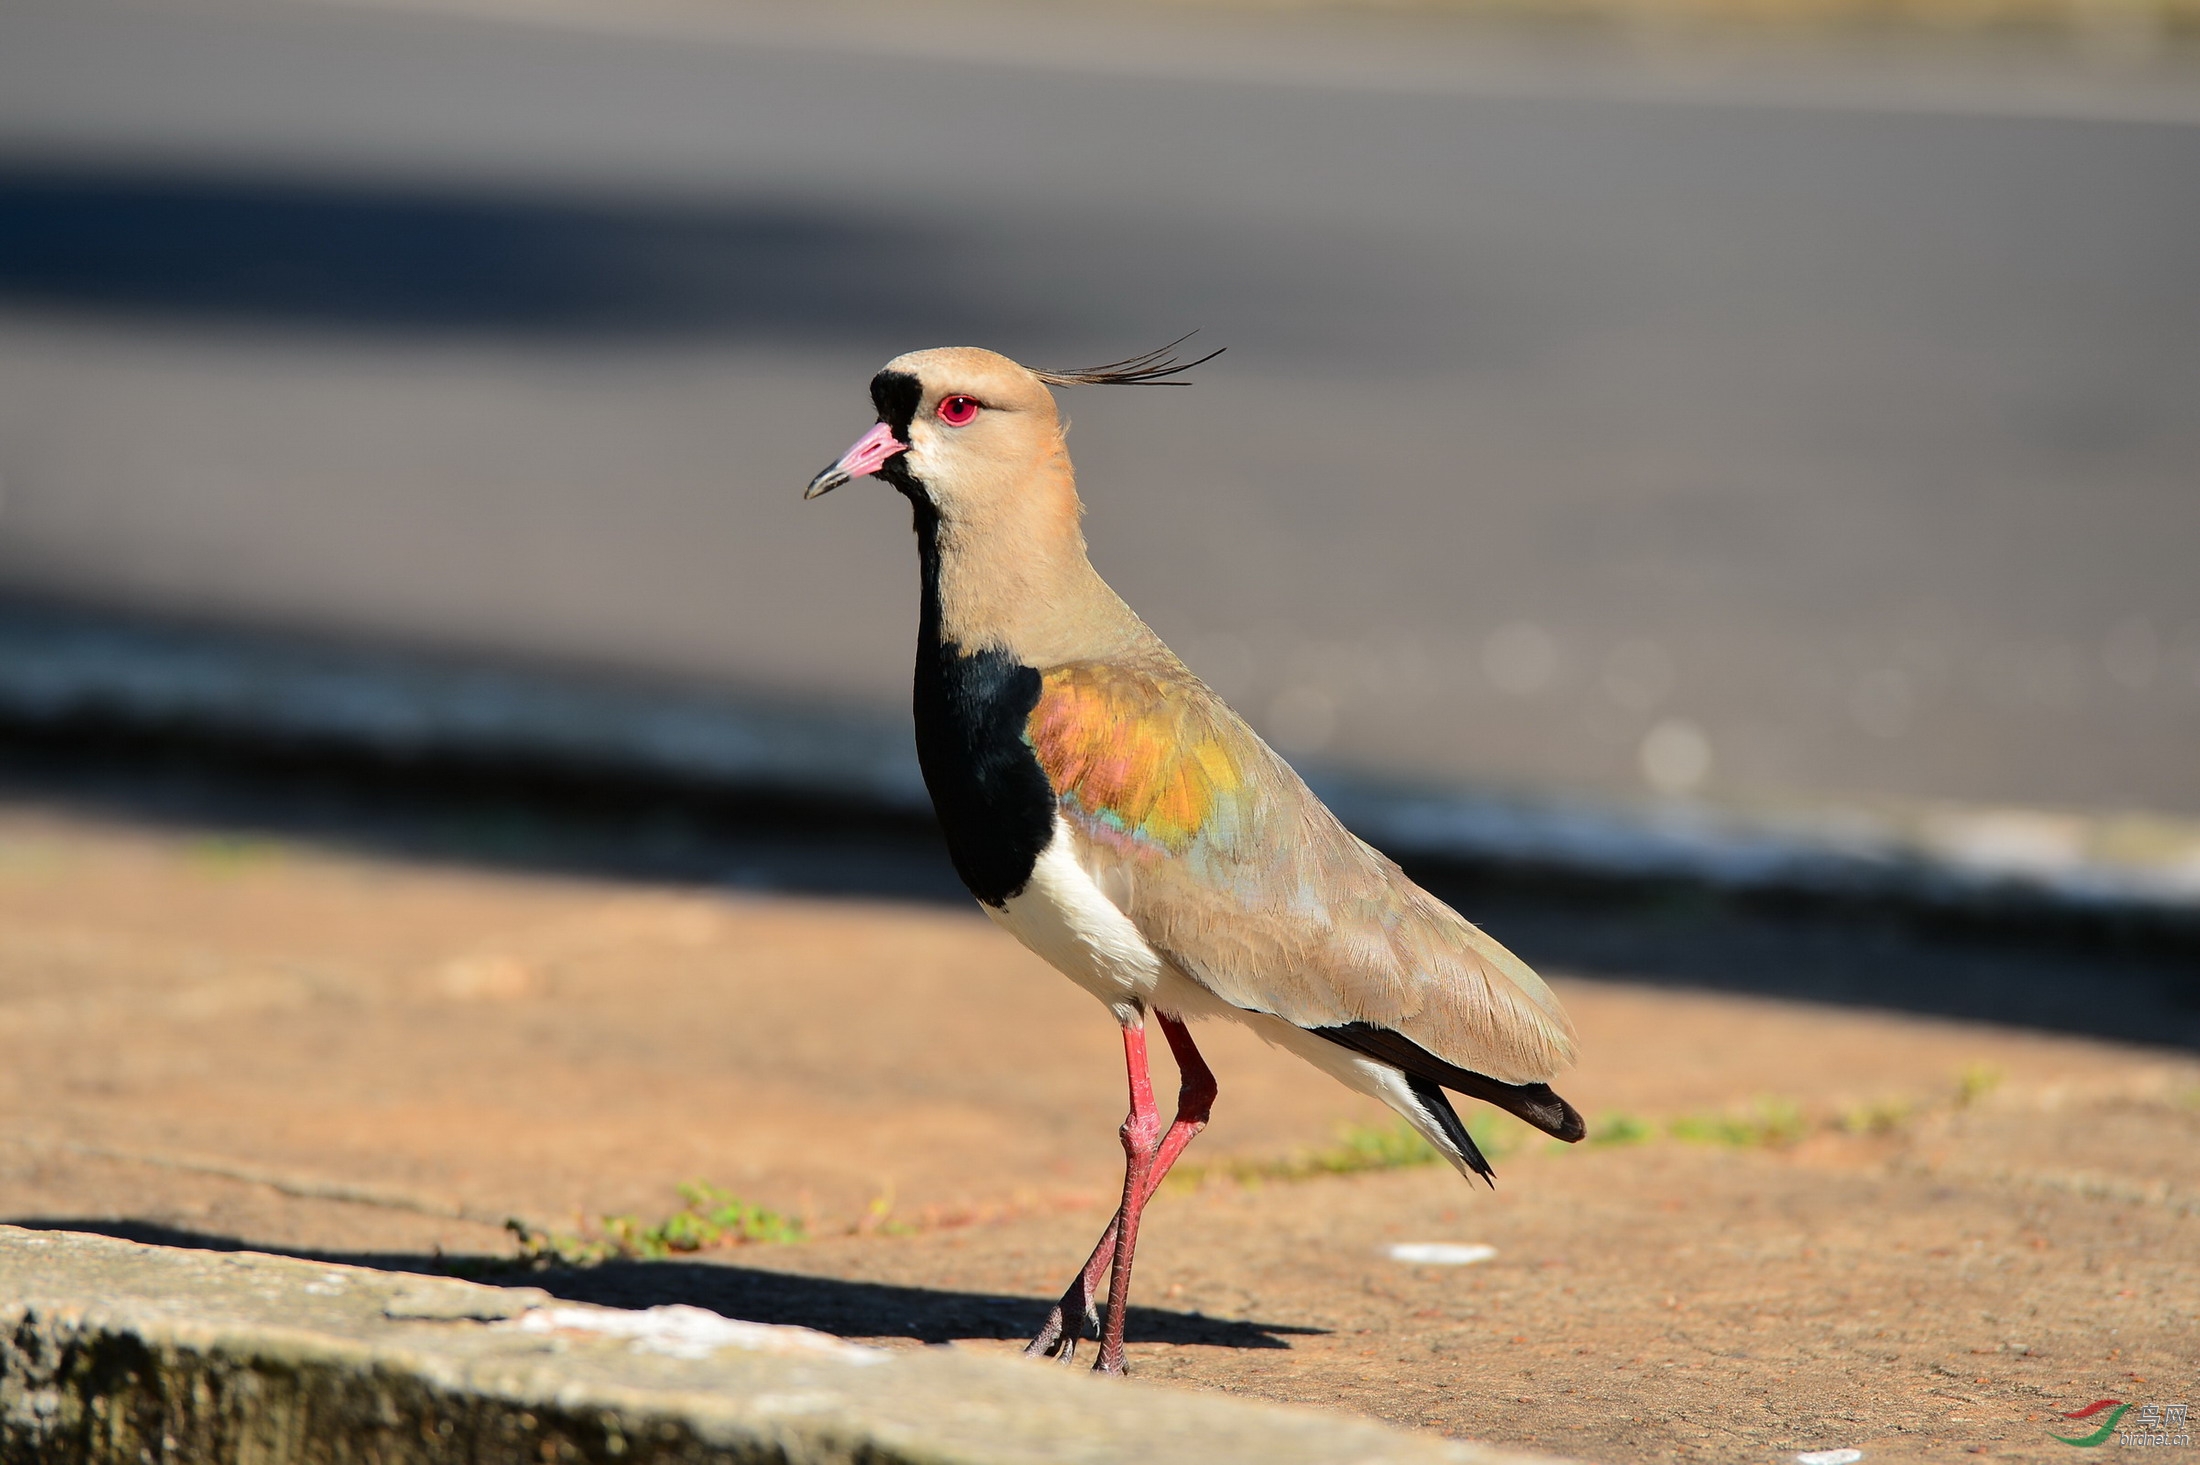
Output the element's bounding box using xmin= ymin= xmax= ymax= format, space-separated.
xmin=1023 ymin=1293 xmax=1101 ymax=1364
xmin=1022 ymin=1307 xmax=1072 ymax=1362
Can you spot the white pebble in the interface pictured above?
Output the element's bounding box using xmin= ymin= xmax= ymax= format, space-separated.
xmin=1386 ymin=1242 xmax=1497 ymax=1266
xmin=1796 ymin=1451 xmax=1864 ymax=1465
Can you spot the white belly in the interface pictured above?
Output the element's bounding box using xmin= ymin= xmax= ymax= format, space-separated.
xmin=985 ymin=822 xmax=1490 ymax=1183
xmin=985 ymin=816 xmax=1168 ymax=1025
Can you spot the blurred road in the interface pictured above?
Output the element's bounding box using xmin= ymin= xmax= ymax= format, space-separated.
xmin=1 ymin=0 xmax=2196 ymax=813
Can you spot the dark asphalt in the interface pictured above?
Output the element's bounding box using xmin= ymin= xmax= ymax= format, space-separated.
xmin=1 ymin=0 xmax=2196 ymax=813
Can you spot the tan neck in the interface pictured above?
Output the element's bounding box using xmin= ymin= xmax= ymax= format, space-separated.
xmin=928 ymin=435 xmax=1153 ymax=669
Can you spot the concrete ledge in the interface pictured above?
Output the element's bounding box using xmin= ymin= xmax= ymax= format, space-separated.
xmin=5 ymin=597 xmax=2198 ymax=930
xmin=0 ymin=1227 xmax=1567 ymax=1465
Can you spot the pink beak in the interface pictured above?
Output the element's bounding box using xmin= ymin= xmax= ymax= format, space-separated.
xmin=804 ymin=421 xmax=908 ymax=499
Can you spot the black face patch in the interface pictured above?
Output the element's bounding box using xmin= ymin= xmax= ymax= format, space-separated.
xmin=905 ymin=497 xmax=1056 ymax=907
xmin=870 ymin=369 xmax=926 ymax=501
xmin=869 ymin=369 xmax=922 ymax=439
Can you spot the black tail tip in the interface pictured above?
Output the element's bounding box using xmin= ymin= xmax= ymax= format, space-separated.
xmin=1513 ymin=1085 xmax=1587 ymax=1143
xmin=1405 ymin=1074 xmax=1497 ymax=1185
xmin=1548 ymin=1099 xmax=1587 ymax=1144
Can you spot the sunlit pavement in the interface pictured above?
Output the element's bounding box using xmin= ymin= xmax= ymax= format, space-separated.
xmin=3 ymin=803 xmax=2194 ymax=1463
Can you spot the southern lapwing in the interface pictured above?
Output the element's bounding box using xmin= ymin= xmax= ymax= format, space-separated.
xmin=804 ymin=341 xmax=1583 ymax=1375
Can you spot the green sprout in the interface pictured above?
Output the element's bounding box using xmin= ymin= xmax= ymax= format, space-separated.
xmin=1954 ymin=1063 xmax=2006 ymax=1108
xmin=1836 ymin=1096 xmax=1915 ymax=1136
xmin=1587 ymin=1111 xmax=1656 ymax=1146
xmin=1667 ymin=1098 xmax=1808 ymax=1149
xmin=1170 ymin=1112 xmax=1532 ymax=1191
xmin=506 ymin=1182 xmax=805 ymax=1267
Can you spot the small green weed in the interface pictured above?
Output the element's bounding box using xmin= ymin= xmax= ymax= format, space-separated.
xmin=1836 ymin=1096 xmax=1915 ymax=1136
xmin=855 ymin=1190 xmax=921 ymax=1237
xmin=1587 ymin=1111 xmax=1656 ymax=1146
xmin=1172 ymin=1113 xmax=1530 ymax=1190
xmin=1299 ymin=1117 xmax=1444 ymax=1176
xmin=1954 ymin=1063 xmax=2005 ymax=1108
xmin=1132 ymin=1074 xmax=2002 ymax=1196
xmin=1667 ymin=1098 xmax=1808 ymax=1149
xmin=507 ymin=1182 xmax=805 ymax=1266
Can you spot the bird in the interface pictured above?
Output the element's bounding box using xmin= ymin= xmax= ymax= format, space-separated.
xmin=803 ymin=339 xmax=1583 ymax=1376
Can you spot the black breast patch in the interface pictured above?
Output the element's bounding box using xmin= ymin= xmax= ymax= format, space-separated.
xmin=899 ymin=466 xmax=1057 ymax=908
xmin=912 ymin=638 xmax=1057 ymax=907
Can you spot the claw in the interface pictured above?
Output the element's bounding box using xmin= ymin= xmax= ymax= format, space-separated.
xmin=1022 ymin=1312 xmax=1063 ymax=1359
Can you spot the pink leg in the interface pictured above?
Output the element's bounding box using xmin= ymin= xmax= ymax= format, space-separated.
xmin=1025 ymin=1013 xmax=1217 ymax=1370
xmin=1151 ymin=1014 xmax=1221 ymax=1181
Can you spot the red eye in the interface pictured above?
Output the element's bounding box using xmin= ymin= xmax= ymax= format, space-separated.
xmin=936 ymin=395 xmax=981 ymax=427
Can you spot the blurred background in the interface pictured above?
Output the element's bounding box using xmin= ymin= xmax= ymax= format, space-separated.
xmin=4 ymin=9 xmax=2199 ymax=1434
xmin=0 ymin=0 xmax=2196 ymax=885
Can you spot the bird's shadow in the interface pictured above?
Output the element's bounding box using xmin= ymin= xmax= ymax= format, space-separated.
xmin=6 ymin=1219 xmax=1321 ymax=1352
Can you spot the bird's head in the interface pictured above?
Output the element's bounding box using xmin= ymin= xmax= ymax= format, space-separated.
xmin=803 ymin=339 xmax=1223 ymax=523
xmin=804 ymin=347 xmax=1058 ymax=517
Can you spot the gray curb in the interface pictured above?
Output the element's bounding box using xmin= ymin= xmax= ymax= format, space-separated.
xmin=4 ymin=597 xmax=2198 ymax=923
xmin=0 ymin=1226 xmax=1573 ymax=1465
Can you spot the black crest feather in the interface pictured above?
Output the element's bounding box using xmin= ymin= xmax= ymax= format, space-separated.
xmin=1033 ymin=332 xmax=1224 ymax=387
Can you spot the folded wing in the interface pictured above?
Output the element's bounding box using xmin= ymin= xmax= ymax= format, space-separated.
xmin=1026 ymin=659 xmax=1579 ymax=1101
